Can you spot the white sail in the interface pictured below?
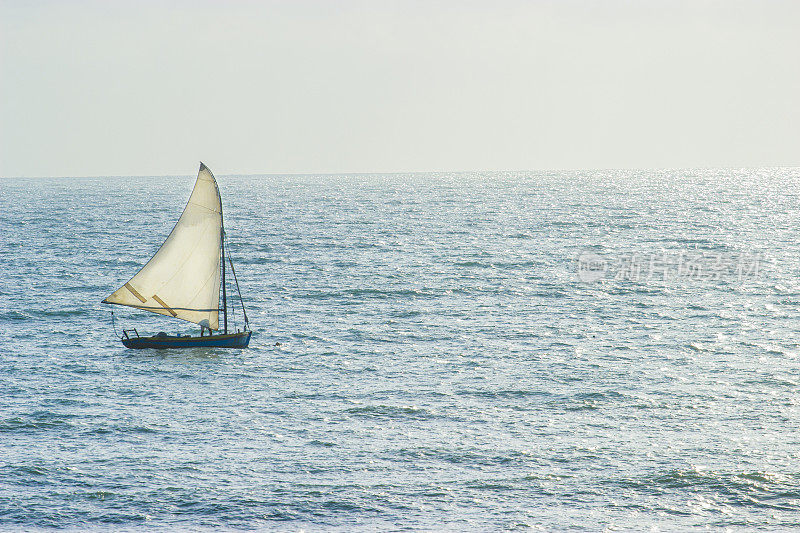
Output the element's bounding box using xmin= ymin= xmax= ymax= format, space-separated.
xmin=104 ymin=163 xmax=223 ymax=330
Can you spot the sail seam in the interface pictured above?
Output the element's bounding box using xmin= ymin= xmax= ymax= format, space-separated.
xmin=187 ymin=201 xmax=220 ymax=214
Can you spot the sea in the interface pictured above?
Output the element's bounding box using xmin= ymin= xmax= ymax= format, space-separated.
xmin=2 ymin=168 xmax=800 ymax=531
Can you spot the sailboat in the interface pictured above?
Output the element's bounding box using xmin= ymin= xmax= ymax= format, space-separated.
xmin=103 ymin=163 xmax=252 ymax=349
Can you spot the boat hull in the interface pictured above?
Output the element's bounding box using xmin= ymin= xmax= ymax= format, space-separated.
xmin=122 ymin=331 xmax=251 ymax=349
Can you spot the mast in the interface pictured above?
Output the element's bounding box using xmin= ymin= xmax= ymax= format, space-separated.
xmin=221 ymin=227 xmax=228 ymax=335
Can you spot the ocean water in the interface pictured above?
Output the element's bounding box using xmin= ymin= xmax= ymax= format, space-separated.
xmin=2 ymin=168 xmax=800 ymax=531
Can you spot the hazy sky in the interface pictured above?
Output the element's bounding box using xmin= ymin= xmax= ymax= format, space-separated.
xmin=1 ymin=0 xmax=799 ymax=177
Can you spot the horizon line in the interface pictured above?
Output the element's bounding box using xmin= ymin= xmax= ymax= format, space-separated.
xmin=2 ymin=164 xmax=800 ymax=180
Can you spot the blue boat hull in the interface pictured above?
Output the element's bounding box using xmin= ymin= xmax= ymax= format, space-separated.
xmin=121 ymin=331 xmax=251 ymax=349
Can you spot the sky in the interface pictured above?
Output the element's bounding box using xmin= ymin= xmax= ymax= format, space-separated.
xmin=1 ymin=0 xmax=799 ymax=177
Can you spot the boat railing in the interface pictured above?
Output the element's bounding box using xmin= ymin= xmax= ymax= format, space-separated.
xmin=122 ymin=328 xmax=140 ymax=339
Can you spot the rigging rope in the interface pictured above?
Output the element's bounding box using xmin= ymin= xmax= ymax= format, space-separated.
xmin=110 ymin=310 xmax=120 ymax=339
xmin=225 ymin=239 xmax=250 ymax=329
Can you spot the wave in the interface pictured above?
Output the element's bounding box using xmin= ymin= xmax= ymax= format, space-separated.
xmin=614 ymin=468 xmax=800 ymax=511
xmin=0 ymin=413 xmax=73 ymax=432
xmin=394 ymin=446 xmax=530 ymax=466
xmin=345 ymin=404 xmax=436 ymax=420
xmin=456 ymin=389 xmax=550 ymax=399
xmin=0 ymin=310 xmax=30 ymax=321
xmin=294 ymin=288 xmax=440 ymax=300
